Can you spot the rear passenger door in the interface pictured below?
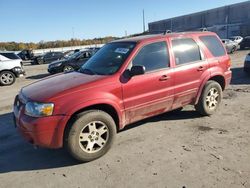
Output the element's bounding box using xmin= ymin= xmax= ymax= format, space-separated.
xmin=171 ymin=38 xmax=209 ymax=109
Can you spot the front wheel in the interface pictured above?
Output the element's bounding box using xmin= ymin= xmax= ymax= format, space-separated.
xmin=63 ymin=65 xmax=74 ymax=72
xmin=65 ymin=110 xmax=116 ymax=162
xmin=195 ymin=81 xmax=222 ymax=116
xmin=0 ymin=71 xmax=16 ymax=86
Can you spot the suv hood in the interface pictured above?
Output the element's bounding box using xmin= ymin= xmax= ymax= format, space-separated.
xmin=21 ymin=72 xmax=105 ymax=102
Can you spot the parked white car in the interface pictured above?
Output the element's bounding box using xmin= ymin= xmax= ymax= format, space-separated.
xmin=0 ymin=52 xmax=25 ymax=86
xmin=229 ymin=36 xmax=243 ymax=44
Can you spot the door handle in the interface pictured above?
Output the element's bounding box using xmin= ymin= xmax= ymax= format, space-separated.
xmin=197 ymin=66 xmax=205 ymax=71
xmin=159 ymin=75 xmax=170 ymax=81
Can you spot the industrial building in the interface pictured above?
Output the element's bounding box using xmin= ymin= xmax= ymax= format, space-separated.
xmin=148 ymin=1 xmax=250 ymax=38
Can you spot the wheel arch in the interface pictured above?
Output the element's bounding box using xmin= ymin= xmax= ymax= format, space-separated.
xmin=195 ymin=74 xmax=226 ymax=105
xmin=62 ymin=103 xmax=122 ymax=147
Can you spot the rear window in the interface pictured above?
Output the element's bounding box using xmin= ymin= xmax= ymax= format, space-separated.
xmin=0 ymin=53 xmax=20 ymax=60
xmin=199 ymin=35 xmax=226 ymax=57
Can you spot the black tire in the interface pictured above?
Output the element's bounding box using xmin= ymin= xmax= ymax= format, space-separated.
xmin=63 ymin=65 xmax=74 ymax=72
xmin=37 ymin=59 xmax=44 ymax=65
xmin=231 ymin=46 xmax=236 ymax=54
xmin=195 ymin=81 xmax=222 ymax=116
xmin=65 ymin=110 xmax=116 ymax=162
xmin=0 ymin=71 xmax=16 ymax=86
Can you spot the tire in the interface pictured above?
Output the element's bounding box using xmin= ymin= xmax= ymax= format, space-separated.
xmin=63 ymin=65 xmax=74 ymax=72
xmin=65 ymin=110 xmax=116 ymax=162
xmin=37 ymin=59 xmax=44 ymax=65
xmin=0 ymin=71 xmax=16 ymax=86
xmin=231 ymin=46 xmax=236 ymax=54
xmin=195 ymin=81 xmax=222 ymax=116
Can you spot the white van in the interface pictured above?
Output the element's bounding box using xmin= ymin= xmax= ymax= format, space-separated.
xmin=0 ymin=52 xmax=25 ymax=86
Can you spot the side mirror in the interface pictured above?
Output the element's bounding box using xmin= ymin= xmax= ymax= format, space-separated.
xmin=130 ymin=65 xmax=145 ymax=76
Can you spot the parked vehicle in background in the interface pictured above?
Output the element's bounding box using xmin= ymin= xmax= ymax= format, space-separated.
xmin=63 ymin=49 xmax=80 ymax=59
xmin=86 ymin=47 xmax=101 ymax=53
xmin=244 ymin=53 xmax=250 ymax=74
xmin=0 ymin=53 xmax=25 ymax=86
xmin=221 ymin=39 xmax=238 ymax=54
xmin=33 ymin=52 xmax=64 ymax=65
xmin=48 ymin=50 xmax=93 ymax=74
xmin=14 ymin=32 xmax=231 ymax=162
xmin=240 ymin=36 xmax=250 ymax=50
xmin=17 ymin=49 xmax=34 ymax=61
xmin=229 ymin=36 xmax=243 ymax=44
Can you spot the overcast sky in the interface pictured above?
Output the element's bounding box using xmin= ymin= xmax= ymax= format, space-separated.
xmin=0 ymin=0 xmax=247 ymax=42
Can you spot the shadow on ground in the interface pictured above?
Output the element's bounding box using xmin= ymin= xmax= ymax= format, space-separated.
xmin=231 ymin=67 xmax=250 ymax=85
xmin=26 ymin=73 xmax=51 ymax=80
xmin=0 ymin=109 xmax=202 ymax=174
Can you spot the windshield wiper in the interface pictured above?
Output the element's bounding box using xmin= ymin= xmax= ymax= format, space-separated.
xmin=79 ymin=68 xmax=96 ymax=75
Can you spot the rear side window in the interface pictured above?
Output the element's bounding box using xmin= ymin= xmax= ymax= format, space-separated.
xmin=0 ymin=53 xmax=20 ymax=60
xmin=200 ymin=35 xmax=226 ymax=57
xmin=172 ymin=38 xmax=202 ymax=65
xmin=132 ymin=41 xmax=169 ymax=72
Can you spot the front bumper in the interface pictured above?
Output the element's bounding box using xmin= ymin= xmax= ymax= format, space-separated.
xmin=13 ymin=96 xmax=66 ymax=148
xmin=12 ymin=67 xmax=26 ymax=77
xmin=48 ymin=66 xmax=62 ymax=74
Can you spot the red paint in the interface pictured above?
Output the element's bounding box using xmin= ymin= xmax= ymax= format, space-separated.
xmin=14 ymin=32 xmax=232 ymax=148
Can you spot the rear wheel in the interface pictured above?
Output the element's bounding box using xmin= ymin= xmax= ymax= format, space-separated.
xmin=195 ymin=81 xmax=222 ymax=116
xmin=0 ymin=71 xmax=16 ymax=86
xmin=65 ymin=110 xmax=116 ymax=162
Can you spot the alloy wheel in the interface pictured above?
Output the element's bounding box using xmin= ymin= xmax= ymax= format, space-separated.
xmin=78 ymin=121 xmax=109 ymax=154
xmin=0 ymin=73 xmax=14 ymax=85
xmin=205 ymin=88 xmax=219 ymax=110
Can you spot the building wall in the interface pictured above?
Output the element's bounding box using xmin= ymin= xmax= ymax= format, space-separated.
xmin=148 ymin=1 xmax=250 ymax=38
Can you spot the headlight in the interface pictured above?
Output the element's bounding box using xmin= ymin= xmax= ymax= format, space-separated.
xmin=13 ymin=67 xmax=22 ymax=73
xmin=25 ymin=102 xmax=54 ymax=117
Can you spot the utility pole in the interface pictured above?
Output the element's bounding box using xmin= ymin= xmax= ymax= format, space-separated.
xmin=72 ymin=27 xmax=75 ymax=39
xmin=143 ymin=9 xmax=145 ymax=33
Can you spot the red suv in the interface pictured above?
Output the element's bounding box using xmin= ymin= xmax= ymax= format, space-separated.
xmin=13 ymin=32 xmax=232 ymax=162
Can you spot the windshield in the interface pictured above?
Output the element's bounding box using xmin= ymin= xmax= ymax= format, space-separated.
xmin=80 ymin=42 xmax=136 ymax=75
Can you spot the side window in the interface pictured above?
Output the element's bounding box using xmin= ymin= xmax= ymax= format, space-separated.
xmin=199 ymin=35 xmax=226 ymax=57
xmin=132 ymin=41 xmax=169 ymax=72
xmin=172 ymin=38 xmax=202 ymax=65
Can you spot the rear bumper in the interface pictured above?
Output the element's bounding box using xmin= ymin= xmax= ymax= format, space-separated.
xmin=225 ymin=70 xmax=232 ymax=88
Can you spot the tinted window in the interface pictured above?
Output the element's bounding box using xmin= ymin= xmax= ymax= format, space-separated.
xmin=172 ymin=38 xmax=201 ymax=65
xmin=0 ymin=53 xmax=20 ymax=60
xmin=132 ymin=41 xmax=169 ymax=72
xmin=200 ymin=35 xmax=226 ymax=57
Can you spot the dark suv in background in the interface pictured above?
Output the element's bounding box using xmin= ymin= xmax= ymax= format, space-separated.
xmin=240 ymin=36 xmax=250 ymax=50
xmin=48 ymin=50 xmax=93 ymax=73
xmin=33 ymin=52 xmax=64 ymax=65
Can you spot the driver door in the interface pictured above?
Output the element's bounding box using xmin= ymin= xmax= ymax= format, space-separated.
xmin=122 ymin=41 xmax=174 ymax=124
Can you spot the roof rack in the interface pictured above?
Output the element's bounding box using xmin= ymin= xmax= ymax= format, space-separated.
xmin=163 ymin=30 xmax=172 ymax=35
